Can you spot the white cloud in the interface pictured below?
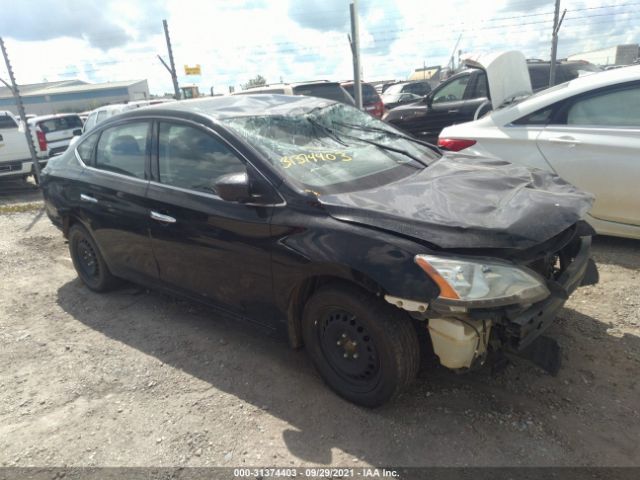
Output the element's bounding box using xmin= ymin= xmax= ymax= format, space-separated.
xmin=0 ymin=0 xmax=638 ymax=95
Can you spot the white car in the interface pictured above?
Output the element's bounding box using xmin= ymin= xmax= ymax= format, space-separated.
xmin=439 ymin=65 xmax=640 ymax=240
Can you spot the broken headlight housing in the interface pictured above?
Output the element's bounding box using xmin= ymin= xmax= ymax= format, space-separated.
xmin=415 ymin=254 xmax=550 ymax=307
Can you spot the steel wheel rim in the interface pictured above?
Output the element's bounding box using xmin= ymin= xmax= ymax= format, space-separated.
xmin=77 ymin=238 xmax=99 ymax=279
xmin=317 ymin=308 xmax=381 ymax=388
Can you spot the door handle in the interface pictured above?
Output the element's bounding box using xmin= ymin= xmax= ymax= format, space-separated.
xmin=447 ymin=109 xmax=460 ymax=113
xmin=80 ymin=194 xmax=98 ymax=204
xmin=150 ymin=211 xmax=176 ymax=224
xmin=547 ymin=136 xmax=580 ymax=145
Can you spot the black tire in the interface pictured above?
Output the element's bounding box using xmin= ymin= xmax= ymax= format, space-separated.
xmin=302 ymin=282 xmax=420 ymax=407
xmin=68 ymin=224 xmax=120 ymax=292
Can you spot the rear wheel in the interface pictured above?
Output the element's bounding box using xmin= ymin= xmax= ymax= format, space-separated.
xmin=68 ymin=224 xmax=120 ymax=292
xmin=302 ymin=282 xmax=420 ymax=407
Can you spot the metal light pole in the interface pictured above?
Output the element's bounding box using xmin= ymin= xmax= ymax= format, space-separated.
xmin=549 ymin=0 xmax=567 ymax=87
xmin=0 ymin=37 xmax=41 ymax=183
xmin=162 ymin=19 xmax=181 ymax=99
xmin=349 ymin=1 xmax=362 ymax=109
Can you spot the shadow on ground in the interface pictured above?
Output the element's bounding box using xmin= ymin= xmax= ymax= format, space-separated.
xmin=55 ymin=269 xmax=640 ymax=466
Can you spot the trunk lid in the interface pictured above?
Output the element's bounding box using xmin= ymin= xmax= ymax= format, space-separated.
xmin=464 ymin=51 xmax=533 ymax=109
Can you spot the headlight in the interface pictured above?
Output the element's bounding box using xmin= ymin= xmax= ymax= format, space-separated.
xmin=415 ymin=254 xmax=549 ymax=307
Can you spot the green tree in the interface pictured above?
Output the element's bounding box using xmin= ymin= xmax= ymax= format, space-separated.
xmin=242 ymin=75 xmax=267 ymax=90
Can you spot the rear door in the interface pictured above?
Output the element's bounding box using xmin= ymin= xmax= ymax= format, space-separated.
xmin=537 ymin=82 xmax=640 ymax=226
xmin=146 ymin=120 xmax=278 ymax=320
xmin=78 ymin=120 xmax=158 ymax=284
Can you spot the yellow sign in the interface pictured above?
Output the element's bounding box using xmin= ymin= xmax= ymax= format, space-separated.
xmin=184 ymin=64 xmax=201 ymax=75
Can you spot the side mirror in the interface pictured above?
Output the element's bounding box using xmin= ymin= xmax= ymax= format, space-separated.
xmin=214 ymin=172 xmax=251 ymax=202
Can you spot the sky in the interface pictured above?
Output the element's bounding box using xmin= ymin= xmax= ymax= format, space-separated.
xmin=0 ymin=0 xmax=638 ymax=95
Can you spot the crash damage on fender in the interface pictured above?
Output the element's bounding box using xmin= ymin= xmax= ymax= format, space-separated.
xmin=320 ymin=154 xmax=598 ymax=373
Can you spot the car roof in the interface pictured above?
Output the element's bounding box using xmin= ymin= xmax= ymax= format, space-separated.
xmin=28 ymin=113 xmax=81 ymax=122
xmin=114 ymin=94 xmax=339 ymax=122
xmin=486 ymin=65 xmax=640 ymax=125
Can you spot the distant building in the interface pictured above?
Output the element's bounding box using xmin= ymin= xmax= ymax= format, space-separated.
xmin=0 ymin=79 xmax=149 ymax=115
xmin=408 ymin=65 xmax=443 ymax=87
xmin=567 ymin=44 xmax=639 ymax=67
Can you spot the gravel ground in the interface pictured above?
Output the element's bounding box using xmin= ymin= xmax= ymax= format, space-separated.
xmin=1 ymin=186 xmax=639 ymax=468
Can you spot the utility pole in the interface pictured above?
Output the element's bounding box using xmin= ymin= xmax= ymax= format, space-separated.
xmin=0 ymin=37 xmax=41 ymax=183
xmin=161 ymin=19 xmax=180 ymax=99
xmin=549 ymin=0 xmax=567 ymax=87
xmin=348 ymin=0 xmax=362 ymax=109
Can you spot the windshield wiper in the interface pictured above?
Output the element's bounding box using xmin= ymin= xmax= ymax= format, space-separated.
xmin=339 ymin=131 xmax=430 ymax=168
xmin=306 ymin=116 xmax=429 ymax=168
xmin=331 ymin=120 xmax=442 ymax=155
xmin=306 ymin=117 xmax=349 ymax=147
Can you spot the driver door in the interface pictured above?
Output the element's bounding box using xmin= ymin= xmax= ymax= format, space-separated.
xmin=145 ymin=120 xmax=278 ymax=319
xmin=423 ymin=73 xmax=473 ymax=141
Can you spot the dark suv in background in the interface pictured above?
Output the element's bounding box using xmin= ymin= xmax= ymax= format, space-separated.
xmin=384 ymin=60 xmax=601 ymax=143
xmin=340 ymin=81 xmax=385 ymax=118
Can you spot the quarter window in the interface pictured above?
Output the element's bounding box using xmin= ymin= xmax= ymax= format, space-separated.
xmin=76 ymin=133 xmax=99 ymax=164
xmin=432 ymin=76 xmax=470 ymax=104
xmin=566 ymin=86 xmax=640 ymax=127
xmin=95 ymin=122 xmax=149 ymax=179
xmin=158 ymin=123 xmax=246 ymax=194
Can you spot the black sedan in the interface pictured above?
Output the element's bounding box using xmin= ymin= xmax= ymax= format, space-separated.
xmin=41 ymin=95 xmax=597 ymax=407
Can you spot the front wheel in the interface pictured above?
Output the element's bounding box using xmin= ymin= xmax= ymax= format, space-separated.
xmin=302 ymin=282 xmax=420 ymax=407
xmin=68 ymin=224 xmax=120 ymax=292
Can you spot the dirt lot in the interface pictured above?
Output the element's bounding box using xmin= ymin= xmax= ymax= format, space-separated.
xmin=1 ymin=181 xmax=639 ymax=468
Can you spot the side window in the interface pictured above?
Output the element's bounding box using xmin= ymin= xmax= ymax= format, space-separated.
xmin=432 ymin=76 xmax=470 ymax=104
xmin=566 ymin=86 xmax=640 ymax=127
xmin=95 ymin=122 xmax=149 ymax=178
xmin=513 ymin=106 xmax=554 ymax=126
xmin=76 ymin=132 xmax=100 ymax=164
xmin=158 ymin=122 xmax=246 ymax=194
xmin=473 ymin=73 xmax=489 ymax=99
xmin=96 ymin=111 xmax=108 ymax=124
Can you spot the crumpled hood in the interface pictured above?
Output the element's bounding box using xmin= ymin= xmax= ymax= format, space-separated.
xmin=319 ymin=155 xmax=594 ymax=249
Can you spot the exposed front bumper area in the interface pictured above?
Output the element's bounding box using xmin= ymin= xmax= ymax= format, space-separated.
xmin=417 ymin=232 xmax=597 ymax=372
xmin=503 ymin=236 xmax=595 ymax=352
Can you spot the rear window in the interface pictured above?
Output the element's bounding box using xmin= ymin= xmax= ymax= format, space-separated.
xmin=0 ymin=115 xmax=18 ymax=129
xmin=237 ymin=89 xmax=286 ymax=95
xmin=38 ymin=116 xmax=83 ymax=133
xmin=528 ymin=66 xmax=550 ymax=90
xmin=560 ymin=63 xmax=601 ymax=82
xmin=292 ymin=84 xmax=354 ymax=105
xmin=342 ymin=84 xmax=379 ymax=104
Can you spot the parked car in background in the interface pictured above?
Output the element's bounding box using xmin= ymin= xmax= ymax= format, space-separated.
xmin=381 ymin=81 xmax=432 ymax=110
xmin=0 ymin=111 xmax=40 ymax=180
xmin=41 ymin=95 xmax=597 ymax=406
xmin=340 ymin=81 xmax=385 ymax=118
xmin=439 ymin=65 xmax=640 ymax=240
xmin=28 ymin=113 xmax=84 ymax=158
xmin=526 ymin=59 xmax=602 ymax=91
xmin=83 ymin=99 xmax=176 ymax=133
xmin=234 ymin=81 xmax=355 ymax=106
xmin=385 ymin=52 xmax=600 ymax=143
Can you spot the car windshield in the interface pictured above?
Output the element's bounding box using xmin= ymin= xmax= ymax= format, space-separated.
xmin=222 ymin=102 xmax=439 ymax=194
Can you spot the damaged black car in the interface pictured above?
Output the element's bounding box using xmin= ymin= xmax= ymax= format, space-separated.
xmin=41 ymin=95 xmax=598 ymax=407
